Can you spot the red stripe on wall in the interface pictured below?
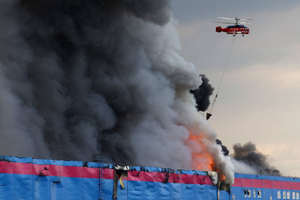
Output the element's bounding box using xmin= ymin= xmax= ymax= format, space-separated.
xmin=48 ymin=165 xmax=63 ymax=177
xmin=264 ymin=180 xmax=272 ymax=189
xmin=0 ymin=161 xmax=213 ymax=185
xmin=292 ymin=182 xmax=300 ymax=190
xmin=272 ymin=181 xmax=281 ymax=189
xmin=83 ymin=167 xmax=98 ymax=179
xmin=243 ymin=178 xmax=252 ymax=187
xmin=233 ymin=178 xmax=300 ymax=190
xmin=0 ymin=161 xmax=13 ymax=173
xmin=195 ymin=174 xmax=213 ymax=185
xmin=13 ymin=163 xmax=33 ymax=175
xmin=179 ymin=174 xmax=194 ymax=184
xmin=232 ymin=178 xmax=242 ymax=187
xmin=1 ymin=161 xmax=299 ymax=188
xmin=126 ymin=170 xmax=145 ymax=182
xmin=253 ymin=179 xmax=263 ymax=188
xmin=282 ymin=181 xmax=291 ymax=190
xmin=169 ymin=173 xmax=180 ymax=183
xmin=124 ymin=171 xmax=213 ymax=185
xmin=103 ymin=169 xmax=114 ymax=179
xmin=0 ymin=161 xmax=104 ymax=179
xmin=63 ymin=166 xmax=82 ymax=177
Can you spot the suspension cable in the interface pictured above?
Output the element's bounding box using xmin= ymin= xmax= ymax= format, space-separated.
xmin=207 ymin=36 xmax=236 ymax=119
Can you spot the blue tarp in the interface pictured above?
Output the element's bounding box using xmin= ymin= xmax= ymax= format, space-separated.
xmin=2 ymin=156 xmax=300 ymax=200
xmin=0 ymin=156 xmax=223 ymax=200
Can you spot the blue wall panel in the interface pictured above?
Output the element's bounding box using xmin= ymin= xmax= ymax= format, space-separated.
xmin=51 ymin=182 xmax=63 ymax=200
xmin=207 ymin=185 xmax=218 ymax=200
xmin=142 ymin=181 xmax=157 ymax=200
xmin=128 ymin=180 xmax=144 ymax=200
xmin=169 ymin=183 xmax=181 ymax=200
xmin=5 ymin=175 xmax=222 ymax=200
xmin=15 ymin=174 xmax=33 ymax=200
xmin=265 ymin=188 xmax=273 ymax=200
xmin=0 ymin=164 xmax=225 ymax=200
xmin=103 ymin=179 xmax=114 ymax=200
xmin=63 ymin=177 xmax=82 ymax=200
xmin=117 ymin=180 xmax=128 ymax=200
xmin=195 ymin=184 xmax=206 ymax=200
xmin=9 ymin=156 xmax=295 ymax=200
xmin=34 ymin=176 xmax=50 ymax=200
xmin=0 ymin=173 xmax=13 ymax=200
xmin=83 ymin=177 xmax=99 ymax=200
xmin=158 ymin=182 xmax=172 ymax=200
xmin=219 ymin=190 xmax=230 ymax=200
xmin=181 ymin=184 xmax=195 ymax=200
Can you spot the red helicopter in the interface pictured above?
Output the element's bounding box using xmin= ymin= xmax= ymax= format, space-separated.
xmin=215 ymin=17 xmax=252 ymax=36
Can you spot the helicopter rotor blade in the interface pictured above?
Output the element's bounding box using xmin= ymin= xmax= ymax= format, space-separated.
xmin=239 ymin=18 xmax=255 ymax=21
xmin=218 ymin=17 xmax=255 ymax=21
xmin=215 ymin=17 xmax=254 ymax=26
xmin=217 ymin=17 xmax=235 ymax=20
xmin=214 ymin=21 xmax=235 ymax=24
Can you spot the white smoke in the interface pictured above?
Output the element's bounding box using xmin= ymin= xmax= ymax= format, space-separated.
xmin=231 ymin=158 xmax=257 ymax=174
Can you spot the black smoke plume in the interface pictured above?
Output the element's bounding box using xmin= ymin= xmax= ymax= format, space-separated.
xmin=0 ymin=0 xmax=178 ymax=165
xmin=0 ymin=0 xmax=236 ymax=184
xmin=190 ymin=74 xmax=214 ymax=112
xmin=232 ymin=142 xmax=281 ymax=176
xmin=216 ymin=139 xmax=229 ymax=156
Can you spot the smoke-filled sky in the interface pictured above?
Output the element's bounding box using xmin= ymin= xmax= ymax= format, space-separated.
xmin=172 ymin=0 xmax=300 ymax=177
xmin=0 ymin=0 xmax=298 ymax=182
xmin=0 ymin=0 xmax=242 ymax=183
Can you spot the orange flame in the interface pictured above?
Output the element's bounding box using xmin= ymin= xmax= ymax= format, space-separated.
xmin=185 ymin=127 xmax=226 ymax=182
xmin=220 ymin=174 xmax=226 ymax=182
xmin=185 ymin=128 xmax=214 ymax=171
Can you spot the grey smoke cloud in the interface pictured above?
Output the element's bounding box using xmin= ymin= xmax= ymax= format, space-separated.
xmin=232 ymin=142 xmax=281 ymax=176
xmin=0 ymin=0 xmax=235 ymax=184
xmin=122 ymin=0 xmax=171 ymax=25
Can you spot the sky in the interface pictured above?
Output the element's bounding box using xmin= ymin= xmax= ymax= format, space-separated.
xmin=171 ymin=0 xmax=300 ymax=177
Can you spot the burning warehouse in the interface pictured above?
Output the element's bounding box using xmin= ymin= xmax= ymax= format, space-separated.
xmin=0 ymin=0 xmax=292 ymax=200
xmin=0 ymin=155 xmax=297 ymax=200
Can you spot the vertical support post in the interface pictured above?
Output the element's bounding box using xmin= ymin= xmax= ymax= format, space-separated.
xmin=217 ymin=181 xmax=220 ymax=200
xmin=93 ymin=154 xmax=104 ymax=200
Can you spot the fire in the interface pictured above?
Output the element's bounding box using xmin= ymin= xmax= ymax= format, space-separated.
xmin=220 ymin=174 xmax=226 ymax=182
xmin=185 ymin=126 xmax=226 ymax=182
xmin=185 ymin=128 xmax=214 ymax=171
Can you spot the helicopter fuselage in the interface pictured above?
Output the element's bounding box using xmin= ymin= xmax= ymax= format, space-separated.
xmin=216 ymin=25 xmax=250 ymax=35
